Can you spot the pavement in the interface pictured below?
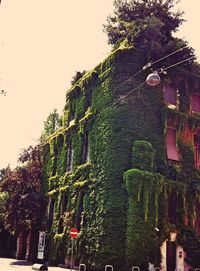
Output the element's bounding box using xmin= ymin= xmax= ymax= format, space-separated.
xmin=0 ymin=257 xmax=76 ymax=271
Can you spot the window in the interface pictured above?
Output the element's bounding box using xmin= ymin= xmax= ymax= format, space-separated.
xmin=166 ymin=241 xmax=176 ymax=271
xmin=48 ymin=197 xmax=55 ymax=231
xmin=168 ymin=193 xmax=177 ymax=224
xmin=75 ymin=191 xmax=84 ymax=231
xmin=191 ymin=94 xmax=200 ymax=113
xmin=163 ymin=85 xmax=178 ymax=109
xmin=69 ymin=111 xmax=75 ymax=121
xmin=194 ymin=134 xmax=200 ymax=168
xmin=58 ymin=194 xmax=68 ymax=234
xmin=194 ymin=145 xmax=200 ymax=169
xmin=68 ymin=105 xmax=75 ymax=126
xmin=83 ymin=132 xmax=89 ymax=163
xmin=196 ymin=202 xmax=200 ymax=235
xmin=66 ymin=142 xmax=73 ymax=172
xmin=69 ymin=112 xmax=75 ymax=126
xmin=166 ymin=128 xmax=179 ymax=161
xmin=60 ymin=194 xmax=68 ymax=214
xmin=86 ymin=91 xmax=92 ymax=107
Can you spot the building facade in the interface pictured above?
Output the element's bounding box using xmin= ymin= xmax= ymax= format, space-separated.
xmin=41 ymin=46 xmax=200 ymax=271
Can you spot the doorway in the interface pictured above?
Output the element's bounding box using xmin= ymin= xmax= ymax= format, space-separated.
xmin=166 ymin=241 xmax=176 ymax=271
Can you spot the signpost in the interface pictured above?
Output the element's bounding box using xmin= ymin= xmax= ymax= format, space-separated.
xmin=70 ymin=228 xmax=78 ymax=238
xmin=69 ymin=228 xmax=79 ymax=271
xmin=37 ymin=231 xmax=46 ymax=260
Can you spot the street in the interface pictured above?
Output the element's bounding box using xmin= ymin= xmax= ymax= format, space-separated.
xmin=0 ymin=257 xmax=73 ymax=271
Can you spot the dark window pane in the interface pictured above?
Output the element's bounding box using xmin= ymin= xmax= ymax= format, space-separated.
xmin=191 ymin=95 xmax=200 ymax=113
xmin=194 ymin=134 xmax=200 ymax=168
xmin=67 ymin=142 xmax=73 ymax=171
xmin=164 ymin=85 xmax=177 ymax=106
xmin=166 ymin=241 xmax=176 ymax=271
xmin=166 ymin=128 xmax=179 ymax=161
xmin=48 ymin=198 xmax=55 ymax=230
xmin=83 ymin=132 xmax=89 ymax=163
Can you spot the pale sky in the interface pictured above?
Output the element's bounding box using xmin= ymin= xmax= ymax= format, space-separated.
xmin=0 ymin=0 xmax=199 ymax=169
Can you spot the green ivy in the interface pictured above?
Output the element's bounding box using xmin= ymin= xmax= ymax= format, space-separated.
xmin=41 ymin=46 xmax=200 ymax=270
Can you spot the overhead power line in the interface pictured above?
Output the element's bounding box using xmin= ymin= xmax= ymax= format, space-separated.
xmin=114 ymin=81 xmax=146 ymax=105
xmin=143 ymin=45 xmax=189 ymax=69
xmin=114 ymin=54 xmax=196 ymax=105
xmin=158 ymin=55 xmax=195 ymax=74
xmin=114 ymin=45 xmax=189 ymax=93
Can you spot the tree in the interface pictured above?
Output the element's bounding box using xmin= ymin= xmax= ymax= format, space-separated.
xmin=71 ymin=70 xmax=87 ymax=85
xmin=103 ymin=0 xmax=184 ymax=49
xmin=0 ymin=167 xmax=10 ymax=231
xmin=41 ymin=109 xmax=62 ymax=139
xmin=0 ymin=192 xmax=8 ymax=231
xmin=0 ymin=90 xmax=6 ymax=96
xmin=0 ymin=145 xmax=44 ymax=234
xmin=103 ymin=0 xmax=196 ymax=74
xmin=0 ymin=166 xmax=10 ymax=182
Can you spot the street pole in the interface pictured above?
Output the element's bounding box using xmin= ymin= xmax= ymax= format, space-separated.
xmin=70 ymin=238 xmax=74 ymax=271
xmin=69 ymin=228 xmax=78 ymax=271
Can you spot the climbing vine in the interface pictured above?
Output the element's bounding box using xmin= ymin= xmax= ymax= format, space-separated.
xmin=41 ymin=45 xmax=200 ymax=270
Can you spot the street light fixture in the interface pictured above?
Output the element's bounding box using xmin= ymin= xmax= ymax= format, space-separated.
xmin=170 ymin=231 xmax=177 ymax=242
xmin=146 ymin=72 xmax=161 ymax=87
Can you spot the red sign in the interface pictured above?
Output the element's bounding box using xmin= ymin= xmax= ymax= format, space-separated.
xmin=69 ymin=228 xmax=78 ymax=238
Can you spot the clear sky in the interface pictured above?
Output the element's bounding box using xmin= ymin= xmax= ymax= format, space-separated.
xmin=0 ymin=0 xmax=199 ymax=169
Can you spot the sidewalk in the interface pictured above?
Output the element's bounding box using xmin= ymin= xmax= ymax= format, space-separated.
xmin=0 ymin=257 xmax=77 ymax=271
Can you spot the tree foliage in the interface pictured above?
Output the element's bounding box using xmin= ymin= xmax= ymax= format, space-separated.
xmin=103 ymin=0 xmax=184 ymax=48
xmin=71 ymin=70 xmax=87 ymax=85
xmin=0 ymin=167 xmax=9 ymax=182
xmin=0 ymin=166 xmax=10 ymax=231
xmin=0 ymin=192 xmax=8 ymax=231
xmin=0 ymin=145 xmax=44 ymax=234
xmin=41 ymin=109 xmax=62 ymax=139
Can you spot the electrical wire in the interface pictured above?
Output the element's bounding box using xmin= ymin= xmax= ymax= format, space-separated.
xmin=158 ymin=55 xmax=196 ymax=74
xmin=114 ymin=55 xmax=196 ymax=105
xmin=145 ymin=45 xmax=188 ymax=68
xmin=113 ymin=45 xmax=189 ymax=92
xmin=170 ymin=67 xmax=200 ymax=79
xmin=114 ymin=69 xmax=145 ymax=92
xmin=114 ymin=81 xmax=146 ymax=105
xmin=67 ymin=46 xmax=195 ymax=113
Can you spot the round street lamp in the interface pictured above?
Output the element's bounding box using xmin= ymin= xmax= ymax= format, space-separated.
xmin=146 ymin=72 xmax=161 ymax=86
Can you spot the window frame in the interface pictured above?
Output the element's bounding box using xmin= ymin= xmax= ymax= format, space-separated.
xmin=66 ymin=141 xmax=73 ymax=172
xmin=166 ymin=127 xmax=179 ymax=161
xmin=82 ymin=132 xmax=89 ymax=164
xmin=163 ymin=84 xmax=178 ymax=109
xmin=193 ymin=132 xmax=200 ymax=168
xmin=190 ymin=93 xmax=200 ymax=114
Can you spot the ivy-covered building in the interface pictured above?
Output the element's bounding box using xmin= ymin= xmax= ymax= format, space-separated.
xmin=42 ymin=46 xmax=200 ymax=271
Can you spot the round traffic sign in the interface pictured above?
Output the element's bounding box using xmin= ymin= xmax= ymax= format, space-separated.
xmin=69 ymin=228 xmax=78 ymax=238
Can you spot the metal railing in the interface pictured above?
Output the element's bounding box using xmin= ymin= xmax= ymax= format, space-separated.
xmin=132 ymin=266 xmax=140 ymax=271
xmin=105 ymin=265 xmax=114 ymax=271
xmin=78 ymin=264 xmax=200 ymax=271
xmin=79 ymin=264 xmax=86 ymax=271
